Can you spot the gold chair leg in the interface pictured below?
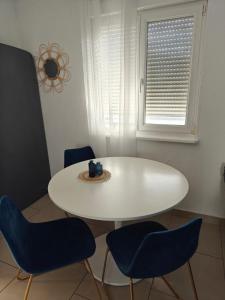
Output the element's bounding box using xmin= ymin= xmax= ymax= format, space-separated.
xmin=162 ymin=276 xmax=181 ymax=299
xmin=101 ymin=248 xmax=109 ymax=287
xmin=101 ymin=248 xmax=111 ymax=300
xmin=17 ymin=269 xmax=30 ymax=281
xmin=24 ymin=275 xmax=33 ymax=300
xmin=84 ymin=259 xmax=102 ymax=300
xmin=188 ymin=261 xmax=199 ymax=300
xmin=129 ymin=277 xmax=134 ymax=300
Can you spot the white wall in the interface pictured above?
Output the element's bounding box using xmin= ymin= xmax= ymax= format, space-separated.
xmin=0 ymin=0 xmax=21 ymax=47
xmin=4 ymin=0 xmax=224 ymax=218
xmin=15 ymin=0 xmax=90 ymax=176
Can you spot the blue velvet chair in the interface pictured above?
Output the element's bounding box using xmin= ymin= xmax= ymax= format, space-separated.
xmin=0 ymin=196 xmax=102 ymax=300
xmin=102 ymin=219 xmax=202 ymax=300
xmin=64 ymin=146 xmax=95 ymax=168
xmin=63 ymin=146 xmax=95 ymax=218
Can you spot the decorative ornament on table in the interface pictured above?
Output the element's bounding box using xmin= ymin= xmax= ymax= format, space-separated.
xmin=36 ymin=43 xmax=71 ymax=93
xmin=79 ymin=160 xmax=110 ymax=183
xmin=88 ymin=161 xmax=103 ymax=178
xmin=95 ymin=162 xmax=103 ymax=176
xmin=88 ymin=160 xmax=96 ymax=178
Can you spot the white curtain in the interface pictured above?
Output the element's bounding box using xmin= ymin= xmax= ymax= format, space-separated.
xmin=81 ymin=0 xmax=138 ymax=157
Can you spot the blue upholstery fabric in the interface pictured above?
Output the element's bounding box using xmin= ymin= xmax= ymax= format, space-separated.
xmin=107 ymin=219 xmax=202 ymax=279
xmin=0 ymin=196 xmax=96 ymax=275
xmin=64 ymin=146 xmax=95 ymax=168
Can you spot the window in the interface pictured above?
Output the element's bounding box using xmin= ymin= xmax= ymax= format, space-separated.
xmin=145 ymin=16 xmax=194 ymax=126
xmin=99 ymin=14 xmax=121 ymax=129
xmin=94 ymin=13 xmax=136 ymax=132
xmin=138 ymin=1 xmax=206 ymax=142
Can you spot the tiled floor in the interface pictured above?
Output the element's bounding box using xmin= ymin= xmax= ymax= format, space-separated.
xmin=0 ymin=194 xmax=224 ymax=299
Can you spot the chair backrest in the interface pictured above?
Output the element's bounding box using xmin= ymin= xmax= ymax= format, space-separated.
xmin=64 ymin=146 xmax=95 ymax=168
xmin=128 ymin=218 xmax=202 ymax=278
xmin=0 ymin=195 xmax=30 ymax=269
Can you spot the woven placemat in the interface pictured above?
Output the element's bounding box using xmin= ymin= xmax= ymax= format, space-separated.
xmin=78 ymin=170 xmax=111 ymax=183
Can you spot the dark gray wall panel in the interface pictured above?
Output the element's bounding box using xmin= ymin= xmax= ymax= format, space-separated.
xmin=0 ymin=43 xmax=51 ymax=209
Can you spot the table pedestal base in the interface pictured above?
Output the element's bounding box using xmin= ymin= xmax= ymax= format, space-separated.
xmin=89 ymin=234 xmax=140 ymax=286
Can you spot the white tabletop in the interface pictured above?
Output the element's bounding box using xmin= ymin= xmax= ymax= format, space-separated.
xmin=48 ymin=157 xmax=189 ymax=222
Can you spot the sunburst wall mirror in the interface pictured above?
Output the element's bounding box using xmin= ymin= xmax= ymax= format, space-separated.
xmin=36 ymin=43 xmax=71 ymax=93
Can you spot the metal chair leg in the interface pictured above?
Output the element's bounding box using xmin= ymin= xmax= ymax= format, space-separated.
xmin=101 ymin=248 xmax=111 ymax=299
xmin=188 ymin=261 xmax=199 ymax=300
xmin=101 ymin=248 xmax=109 ymax=287
xmin=161 ymin=276 xmax=181 ymax=299
xmin=84 ymin=259 xmax=102 ymax=300
xmin=24 ymin=275 xmax=33 ymax=300
xmin=17 ymin=269 xmax=30 ymax=281
xmin=129 ymin=277 xmax=134 ymax=300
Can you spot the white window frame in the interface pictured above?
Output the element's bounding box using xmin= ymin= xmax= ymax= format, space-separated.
xmin=137 ymin=1 xmax=206 ymax=143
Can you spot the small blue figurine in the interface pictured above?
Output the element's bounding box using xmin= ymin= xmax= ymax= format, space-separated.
xmin=96 ymin=162 xmax=103 ymax=176
xmin=88 ymin=160 xmax=96 ymax=177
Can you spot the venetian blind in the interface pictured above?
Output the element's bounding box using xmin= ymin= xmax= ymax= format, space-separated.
xmin=145 ymin=16 xmax=194 ymax=125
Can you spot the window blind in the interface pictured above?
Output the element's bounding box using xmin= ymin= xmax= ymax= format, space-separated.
xmin=100 ymin=15 xmax=121 ymax=128
xmin=98 ymin=13 xmax=136 ymax=129
xmin=144 ymin=16 xmax=194 ymax=126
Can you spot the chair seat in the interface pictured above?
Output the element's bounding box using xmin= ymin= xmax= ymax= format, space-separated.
xmin=106 ymin=221 xmax=166 ymax=276
xmin=20 ymin=217 xmax=95 ymax=274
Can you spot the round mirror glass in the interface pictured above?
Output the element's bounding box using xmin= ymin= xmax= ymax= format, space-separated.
xmin=44 ymin=59 xmax=59 ymax=78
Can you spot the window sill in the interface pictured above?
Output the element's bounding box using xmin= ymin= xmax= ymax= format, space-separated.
xmin=136 ymin=131 xmax=199 ymax=144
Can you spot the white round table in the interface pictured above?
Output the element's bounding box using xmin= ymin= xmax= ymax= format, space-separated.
xmin=48 ymin=157 xmax=189 ymax=286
